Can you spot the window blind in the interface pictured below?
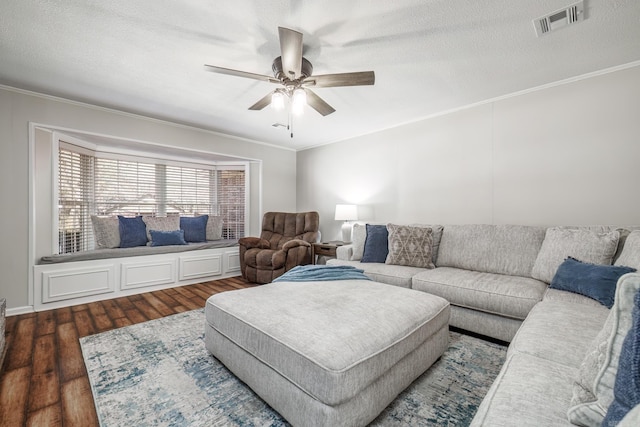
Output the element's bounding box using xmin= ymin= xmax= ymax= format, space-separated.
xmin=58 ymin=142 xmax=246 ymax=253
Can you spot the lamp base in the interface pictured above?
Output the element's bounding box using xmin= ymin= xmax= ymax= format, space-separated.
xmin=341 ymin=221 xmax=352 ymax=243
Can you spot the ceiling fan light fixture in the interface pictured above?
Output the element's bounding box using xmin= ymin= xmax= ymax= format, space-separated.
xmin=292 ymin=88 xmax=306 ymax=115
xmin=271 ymin=91 xmax=285 ymax=110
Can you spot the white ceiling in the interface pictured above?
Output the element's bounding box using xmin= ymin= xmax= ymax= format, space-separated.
xmin=2 ymin=1 xmax=639 ymax=150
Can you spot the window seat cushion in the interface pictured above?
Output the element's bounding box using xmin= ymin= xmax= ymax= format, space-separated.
xmin=39 ymin=239 xmax=238 ymax=264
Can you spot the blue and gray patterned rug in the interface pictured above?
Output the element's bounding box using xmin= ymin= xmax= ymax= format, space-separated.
xmin=80 ymin=309 xmax=506 ymax=427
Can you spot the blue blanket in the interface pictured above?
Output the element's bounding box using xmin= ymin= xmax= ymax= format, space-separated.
xmin=272 ymin=265 xmax=371 ymax=282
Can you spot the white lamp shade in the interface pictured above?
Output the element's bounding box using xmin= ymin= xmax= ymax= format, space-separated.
xmin=335 ymin=204 xmax=358 ymax=221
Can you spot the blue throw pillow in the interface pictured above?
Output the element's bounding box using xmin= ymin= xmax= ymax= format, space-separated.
xmin=602 ymin=290 xmax=640 ymax=425
xmin=118 ymin=215 xmax=148 ymax=248
xmin=550 ymin=257 xmax=636 ymax=308
xmin=149 ymin=229 xmax=187 ymax=247
xmin=361 ymin=224 xmax=389 ymax=263
xmin=180 ymin=215 xmax=208 ymax=242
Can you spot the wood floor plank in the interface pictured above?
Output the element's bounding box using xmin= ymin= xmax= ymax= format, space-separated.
xmin=61 ymin=377 xmax=99 ymax=426
xmin=88 ymin=302 xmax=114 ymax=332
xmin=1 ymin=276 xmax=256 ymax=427
xmin=0 ymin=366 xmax=31 ymax=427
xmin=57 ymin=323 xmax=85 ymax=382
xmin=73 ymin=309 xmax=96 ymax=338
xmin=141 ymin=292 xmax=175 ymax=317
xmin=5 ymin=316 xmax=35 ymax=371
xmin=54 ymin=307 xmax=73 ymax=325
xmin=36 ymin=310 xmax=57 ymax=336
xmin=100 ymin=299 xmax=126 ymax=321
xmin=28 ymin=334 xmax=59 ymax=412
xmin=26 ymin=404 xmax=62 ymax=427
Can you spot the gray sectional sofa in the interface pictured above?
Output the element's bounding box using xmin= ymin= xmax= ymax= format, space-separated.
xmin=327 ymin=223 xmax=640 ymax=426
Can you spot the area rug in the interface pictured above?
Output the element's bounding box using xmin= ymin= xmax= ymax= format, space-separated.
xmin=81 ymin=309 xmax=507 ymax=427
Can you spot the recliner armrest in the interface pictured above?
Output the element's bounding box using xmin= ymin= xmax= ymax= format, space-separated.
xmin=238 ymin=237 xmax=271 ymax=250
xmin=282 ymin=239 xmax=311 ymax=252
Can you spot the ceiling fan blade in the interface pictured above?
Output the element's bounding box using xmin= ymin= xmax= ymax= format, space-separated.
xmin=278 ymin=27 xmax=303 ymax=79
xmin=249 ymin=91 xmax=275 ymax=111
xmin=204 ymin=64 xmax=279 ymax=84
xmin=304 ymin=71 xmax=375 ymax=88
xmin=305 ymin=89 xmax=336 ymax=116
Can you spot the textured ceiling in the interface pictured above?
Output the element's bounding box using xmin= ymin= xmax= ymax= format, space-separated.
xmin=1 ymin=0 xmax=640 ymax=150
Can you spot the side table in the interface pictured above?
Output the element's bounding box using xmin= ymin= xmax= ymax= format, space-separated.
xmin=311 ymin=241 xmax=348 ymax=265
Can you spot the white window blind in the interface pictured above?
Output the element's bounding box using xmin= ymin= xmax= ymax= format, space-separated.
xmin=58 ymin=142 xmax=246 ymax=253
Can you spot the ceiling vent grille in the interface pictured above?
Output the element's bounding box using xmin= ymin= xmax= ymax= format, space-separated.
xmin=534 ymin=1 xmax=585 ymax=37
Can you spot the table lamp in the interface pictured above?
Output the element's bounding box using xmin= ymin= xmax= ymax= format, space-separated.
xmin=335 ymin=204 xmax=358 ymax=242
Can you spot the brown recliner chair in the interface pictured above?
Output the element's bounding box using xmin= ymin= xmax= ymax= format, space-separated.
xmin=239 ymin=211 xmax=320 ymax=284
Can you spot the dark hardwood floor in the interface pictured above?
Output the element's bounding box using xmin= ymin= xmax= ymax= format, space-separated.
xmin=0 ymin=276 xmax=256 ymax=427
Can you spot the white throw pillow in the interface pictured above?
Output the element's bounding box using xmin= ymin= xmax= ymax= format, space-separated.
xmin=567 ymin=273 xmax=640 ymax=426
xmin=531 ymin=227 xmax=620 ymax=283
xmin=349 ymin=223 xmax=367 ymax=261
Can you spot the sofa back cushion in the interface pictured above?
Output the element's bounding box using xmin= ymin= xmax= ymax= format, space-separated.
xmin=531 ymin=227 xmax=620 ymax=284
xmin=436 ymin=224 xmax=546 ymax=277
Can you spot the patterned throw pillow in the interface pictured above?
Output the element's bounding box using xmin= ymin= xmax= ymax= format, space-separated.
xmin=568 ymin=273 xmax=640 ymax=426
xmin=385 ymin=224 xmax=435 ymax=269
xmin=142 ymin=216 xmax=180 ymax=241
xmin=91 ymin=216 xmax=120 ymax=249
xmin=531 ymin=227 xmax=620 ymax=284
xmin=204 ymin=215 xmax=223 ymax=241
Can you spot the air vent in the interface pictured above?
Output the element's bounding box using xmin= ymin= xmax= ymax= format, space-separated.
xmin=534 ymin=1 xmax=585 ymax=37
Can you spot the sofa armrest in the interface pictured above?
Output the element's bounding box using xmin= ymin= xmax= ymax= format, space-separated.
xmin=238 ymin=237 xmax=271 ymax=250
xmin=336 ymin=244 xmax=353 ymax=260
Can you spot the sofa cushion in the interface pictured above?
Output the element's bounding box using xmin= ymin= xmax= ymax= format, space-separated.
xmin=436 ymin=224 xmax=546 ymax=277
xmin=568 ymin=273 xmax=640 ymax=427
xmin=531 ymin=227 xmax=620 ymax=284
xmin=361 ymin=224 xmax=388 ymax=263
xmin=412 ymin=267 xmax=547 ymax=320
xmin=385 ymin=224 xmax=435 ymax=269
xmin=91 ymin=215 xmax=120 ymax=249
xmin=118 ymin=215 xmax=148 ymax=248
xmin=550 ymin=257 xmax=635 ymax=308
xmin=142 ymin=215 xmax=180 ymax=242
xmin=508 ymin=300 xmax=609 ymax=368
xmin=543 ymin=288 xmax=608 ymax=308
xmin=470 ymin=353 xmax=578 ymax=427
xmin=615 ymin=230 xmax=640 ymax=270
xmin=602 ymin=290 xmax=640 ymax=425
xmin=326 ymin=259 xmax=425 ymax=288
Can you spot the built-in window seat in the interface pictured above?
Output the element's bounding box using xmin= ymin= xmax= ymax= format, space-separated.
xmin=33 ymin=240 xmax=241 ymax=311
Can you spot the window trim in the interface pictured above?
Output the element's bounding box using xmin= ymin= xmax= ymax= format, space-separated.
xmin=52 ymin=132 xmax=251 ymax=254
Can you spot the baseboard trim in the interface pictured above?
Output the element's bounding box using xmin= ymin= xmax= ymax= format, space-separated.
xmin=6 ymin=306 xmax=35 ymax=317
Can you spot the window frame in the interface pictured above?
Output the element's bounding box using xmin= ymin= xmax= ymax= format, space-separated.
xmin=53 ymin=134 xmax=250 ymax=254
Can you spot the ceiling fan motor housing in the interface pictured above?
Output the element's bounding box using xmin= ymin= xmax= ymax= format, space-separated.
xmin=272 ymin=56 xmax=313 ymax=82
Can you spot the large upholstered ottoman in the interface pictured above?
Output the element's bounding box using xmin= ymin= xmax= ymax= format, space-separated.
xmin=204 ymin=279 xmax=450 ymax=426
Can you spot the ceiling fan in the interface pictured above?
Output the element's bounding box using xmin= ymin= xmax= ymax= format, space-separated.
xmin=204 ymin=27 xmax=375 ymax=117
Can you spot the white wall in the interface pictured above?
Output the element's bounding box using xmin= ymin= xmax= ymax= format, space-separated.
xmin=297 ymin=65 xmax=640 ymax=242
xmin=0 ymin=87 xmax=297 ymax=311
